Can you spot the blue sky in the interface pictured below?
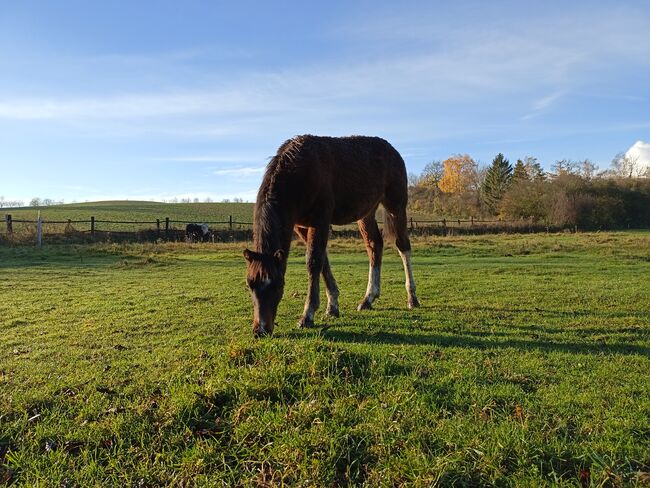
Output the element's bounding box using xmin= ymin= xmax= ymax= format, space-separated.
xmin=1 ymin=0 xmax=649 ymax=203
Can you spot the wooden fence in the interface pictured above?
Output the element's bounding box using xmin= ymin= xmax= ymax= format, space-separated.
xmin=2 ymin=213 xmax=552 ymax=244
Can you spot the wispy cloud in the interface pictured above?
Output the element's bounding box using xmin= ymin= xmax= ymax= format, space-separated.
xmin=1 ymin=6 xmax=648 ymax=129
xmin=521 ymin=92 xmax=565 ymax=120
xmin=212 ymin=167 xmax=265 ymax=177
xmin=149 ymin=155 xmax=267 ymax=164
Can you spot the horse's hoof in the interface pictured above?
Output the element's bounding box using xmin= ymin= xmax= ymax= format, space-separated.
xmin=325 ymin=306 xmax=340 ymax=318
xmin=298 ymin=317 xmax=316 ymax=328
xmin=408 ymin=297 xmax=421 ymax=309
xmin=357 ymin=300 xmax=373 ymax=311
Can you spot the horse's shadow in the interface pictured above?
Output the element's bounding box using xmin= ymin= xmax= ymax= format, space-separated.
xmin=280 ymin=318 xmax=650 ymax=358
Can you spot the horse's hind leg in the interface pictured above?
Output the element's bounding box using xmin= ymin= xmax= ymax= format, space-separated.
xmin=295 ymin=226 xmax=339 ymax=317
xmin=357 ymin=214 xmax=383 ymax=310
xmin=385 ymin=207 xmax=420 ymax=309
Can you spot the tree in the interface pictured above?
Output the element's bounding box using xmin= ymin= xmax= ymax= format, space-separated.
xmin=481 ymin=153 xmax=513 ymax=214
xmin=420 ymin=160 xmax=444 ymax=189
xmin=30 ymin=197 xmax=41 ymax=207
xmin=523 ymin=156 xmax=546 ymax=181
xmin=513 ymin=159 xmax=528 ymax=181
xmin=611 ymin=152 xmax=643 ymax=178
xmin=578 ymin=159 xmax=597 ymax=180
xmin=551 ymin=159 xmax=580 ymax=177
xmin=438 ymin=154 xmax=478 ymax=194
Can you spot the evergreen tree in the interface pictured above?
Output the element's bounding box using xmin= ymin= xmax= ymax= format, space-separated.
xmin=513 ymin=159 xmax=528 ymax=181
xmin=481 ymin=153 xmax=513 ymax=214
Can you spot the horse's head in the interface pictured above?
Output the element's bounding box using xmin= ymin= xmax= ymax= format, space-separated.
xmin=243 ymin=248 xmax=286 ymax=337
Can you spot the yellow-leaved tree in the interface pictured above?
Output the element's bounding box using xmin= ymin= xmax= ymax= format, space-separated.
xmin=438 ymin=154 xmax=479 ymax=193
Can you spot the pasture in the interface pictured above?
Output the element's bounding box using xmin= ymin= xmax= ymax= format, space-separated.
xmin=1 ymin=232 xmax=649 ymax=486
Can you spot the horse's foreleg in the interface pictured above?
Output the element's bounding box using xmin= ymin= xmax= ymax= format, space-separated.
xmin=298 ymin=226 xmax=328 ymax=328
xmin=322 ymin=252 xmax=340 ymax=317
xmin=357 ymin=216 xmax=383 ymax=310
xmin=295 ymin=226 xmax=339 ymax=318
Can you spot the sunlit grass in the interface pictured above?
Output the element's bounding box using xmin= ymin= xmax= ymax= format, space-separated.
xmin=1 ymin=232 xmax=649 ymax=485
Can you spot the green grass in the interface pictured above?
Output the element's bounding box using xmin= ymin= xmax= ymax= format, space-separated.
xmin=1 ymin=232 xmax=649 ymax=486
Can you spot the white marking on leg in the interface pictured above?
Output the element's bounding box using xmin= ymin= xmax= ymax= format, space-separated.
xmin=399 ymin=250 xmax=418 ymax=306
xmin=323 ymin=254 xmax=339 ymax=314
xmin=303 ymin=278 xmax=320 ymax=323
xmin=325 ymin=285 xmax=339 ymax=312
xmin=364 ymin=264 xmax=381 ymax=303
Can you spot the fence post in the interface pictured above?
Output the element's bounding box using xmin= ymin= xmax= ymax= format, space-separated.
xmin=36 ymin=211 xmax=42 ymax=247
xmin=5 ymin=214 xmax=11 ymax=234
xmin=165 ymin=217 xmax=170 ymax=238
xmin=470 ymin=216 xmax=474 ymax=228
xmin=90 ymin=216 xmax=95 ymax=237
xmin=410 ymin=217 xmax=414 ymax=231
xmin=442 ymin=218 xmax=447 ymax=236
xmin=229 ymin=215 xmax=233 ymax=230
xmin=156 ymin=219 xmax=160 ymax=236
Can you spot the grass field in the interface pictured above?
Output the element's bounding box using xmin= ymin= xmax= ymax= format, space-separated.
xmin=1 ymin=232 xmax=649 ymax=486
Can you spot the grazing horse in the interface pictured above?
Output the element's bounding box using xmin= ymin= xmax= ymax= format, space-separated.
xmin=244 ymin=135 xmax=419 ymax=337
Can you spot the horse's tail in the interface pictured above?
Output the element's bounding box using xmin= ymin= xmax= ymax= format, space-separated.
xmin=383 ymin=207 xmax=398 ymax=241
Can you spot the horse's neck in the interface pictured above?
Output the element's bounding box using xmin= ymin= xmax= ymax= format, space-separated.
xmin=254 ymin=202 xmax=293 ymax=255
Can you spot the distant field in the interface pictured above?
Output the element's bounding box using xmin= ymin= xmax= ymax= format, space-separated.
xmin=1 ymin=232 xmax=649 ymax=485
xmin=3 ymin=201 xmax=255 ymax=232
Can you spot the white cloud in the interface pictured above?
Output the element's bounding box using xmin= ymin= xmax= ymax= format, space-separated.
xmin=625 ymin=140 xmax=650 ymax=174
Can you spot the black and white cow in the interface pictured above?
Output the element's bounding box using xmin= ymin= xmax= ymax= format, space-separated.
xmin=186 ymin=223 xmax=210 ymax=242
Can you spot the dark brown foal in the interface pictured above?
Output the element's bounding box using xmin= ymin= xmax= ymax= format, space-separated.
xmin=244 ymin=135 xmax=419 ymax=337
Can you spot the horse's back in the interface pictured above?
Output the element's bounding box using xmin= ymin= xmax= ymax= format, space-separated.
xmin=268 ymin=135 xmax=408 ymax=225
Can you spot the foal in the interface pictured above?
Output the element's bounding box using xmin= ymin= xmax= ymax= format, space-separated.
xmin=244 ymin=135 xmax=419 ymax=337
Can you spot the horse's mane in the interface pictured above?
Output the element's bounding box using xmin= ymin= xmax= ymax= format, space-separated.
xmin=253 ymin=136 xmax=308 ymax=253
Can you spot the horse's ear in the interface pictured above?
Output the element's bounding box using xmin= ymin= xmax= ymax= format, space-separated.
xmin=243 ymin=249 xmax=255 ymax=262
xmin=273 ymin=249 xmax=285 ymax=262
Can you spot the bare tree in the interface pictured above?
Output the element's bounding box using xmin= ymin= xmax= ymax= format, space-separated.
xmin=578 ymin=159 xmax=597 ymax=180
xmin=611 ymin=152 xmax=642 ymax=178
xmin=407 ymin=172 xmax=421 ymax=188
xmin=419 ymin=160 xmax=444 ymax=188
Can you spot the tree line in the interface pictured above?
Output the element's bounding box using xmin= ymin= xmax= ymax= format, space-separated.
xmin=408 ymin=152 xmax=649 ymax=229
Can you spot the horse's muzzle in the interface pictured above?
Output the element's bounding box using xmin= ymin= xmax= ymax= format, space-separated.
xmin=252 ymin=321 xmax=275 ymax=338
